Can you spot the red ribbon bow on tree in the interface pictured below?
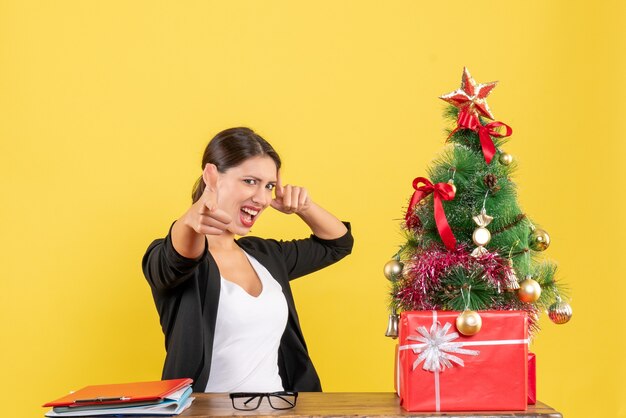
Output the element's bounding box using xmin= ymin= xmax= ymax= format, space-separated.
xmin=454 ymin=109 xmax=513 ymax=164
xmin=406 ymin=177 xmax=456 ymax=250
xmin=477 ymin=122 xmax=513 ymax=164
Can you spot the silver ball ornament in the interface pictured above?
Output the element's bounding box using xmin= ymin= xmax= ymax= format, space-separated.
xmin=383 ymin=259 xmax=404 ymax=280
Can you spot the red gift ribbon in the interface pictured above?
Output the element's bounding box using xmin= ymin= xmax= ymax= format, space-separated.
xmin=478 ymin=122 xmax=513 ymax=164
xmin=406 ymin=177 xmax=456 ymax=250
xmin=457 ymin=108 xmax=480 ymax=130
xmin=450 ymin=109 xmax=513 ymax=164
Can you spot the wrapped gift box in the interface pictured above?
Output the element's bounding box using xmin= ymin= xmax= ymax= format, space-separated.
xmin=398 ymin=310 xmax=528 ymax=412
xmin=528 ymin=352 xmax=536 ymax=405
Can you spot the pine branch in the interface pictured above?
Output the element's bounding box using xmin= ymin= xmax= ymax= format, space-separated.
xmin=435 ymin=266 xmax=499 ymax=311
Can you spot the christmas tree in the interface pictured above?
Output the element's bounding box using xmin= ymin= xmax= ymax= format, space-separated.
xmin=385 ymin=68 xmax=572 ymax=338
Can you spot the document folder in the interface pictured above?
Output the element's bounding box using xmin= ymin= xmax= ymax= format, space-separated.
xmin=43 ymin=378 xmax=193 ymax=408
xmin=44 ymin=386 xmax=193 ymax=417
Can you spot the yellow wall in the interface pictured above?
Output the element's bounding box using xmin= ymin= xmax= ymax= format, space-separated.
xmin=1 ymin=1 xmax=624 ymax=417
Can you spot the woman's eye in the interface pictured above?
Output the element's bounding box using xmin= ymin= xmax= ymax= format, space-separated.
xmin=244 ymin=179 xmax=257 ymax=185
xmin=266 ymin=184 xmax=276 ymax=191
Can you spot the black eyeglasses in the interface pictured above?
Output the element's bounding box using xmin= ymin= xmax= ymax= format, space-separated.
xmin=229 ymin=391 xmax=298 ymax=411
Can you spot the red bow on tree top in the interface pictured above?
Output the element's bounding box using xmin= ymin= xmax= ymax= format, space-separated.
xmin=440 ymin=67 xmax=513 ymax=164
xmin=406 ymin=177 xmax=456 ymax=250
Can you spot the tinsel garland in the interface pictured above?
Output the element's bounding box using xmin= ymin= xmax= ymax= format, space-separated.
xmin=395 ymin=243 xmax=540 ymax=334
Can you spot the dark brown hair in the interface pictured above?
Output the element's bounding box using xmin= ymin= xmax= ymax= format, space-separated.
xmin=191 ymin=127 xmax=282 ymax=203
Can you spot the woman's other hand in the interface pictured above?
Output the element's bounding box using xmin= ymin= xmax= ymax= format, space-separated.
xmin=270 ymin=172 xmax=311 ymax=214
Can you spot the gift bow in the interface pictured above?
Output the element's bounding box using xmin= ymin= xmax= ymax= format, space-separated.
xmin=453 ymin=108 xmax=513 ymax=164
xmin=406 ymin=322 xmax=479 ymax=373
xmin=406 ymin=177 xmax=456 ymax=250
xmin=478 ymin=122 xmax=513 ymax=164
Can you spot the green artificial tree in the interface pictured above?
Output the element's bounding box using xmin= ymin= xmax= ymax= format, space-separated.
xmin=384 ymin=68 xmax=572 ymax=338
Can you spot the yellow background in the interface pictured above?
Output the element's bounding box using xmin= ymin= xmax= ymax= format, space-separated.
xmin=1 ymin=1 xmax=624 ymax=417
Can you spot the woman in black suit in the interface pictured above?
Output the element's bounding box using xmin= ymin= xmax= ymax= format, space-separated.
xmin=142 ymin=127 xmax=353 ymax=393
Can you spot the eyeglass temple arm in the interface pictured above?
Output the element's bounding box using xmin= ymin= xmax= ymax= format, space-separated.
xmin=243 ymin=395 xmax=261 ymax=406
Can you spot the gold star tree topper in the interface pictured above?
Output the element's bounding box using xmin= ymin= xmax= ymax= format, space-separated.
xmin=440 ymin=67 xmax=498 ymax=121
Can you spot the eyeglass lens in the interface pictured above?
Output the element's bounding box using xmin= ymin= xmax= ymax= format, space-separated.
xmin=268 ymin=393 xmax=297 ymax=409
xmin=231 ymin=393 xmax=297 ymax=411
xmin=232 ymin=395 xmax=263 ymax=410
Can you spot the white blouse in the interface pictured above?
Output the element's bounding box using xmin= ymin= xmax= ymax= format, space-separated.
xmin=204 ymin=251 xmax=288 ymax=393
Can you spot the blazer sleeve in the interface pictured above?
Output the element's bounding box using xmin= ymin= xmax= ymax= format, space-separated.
xmin=142 ymin=223 xmax=209 ymax=291
xmin=275 ymin=221 xmax=354 ymax=280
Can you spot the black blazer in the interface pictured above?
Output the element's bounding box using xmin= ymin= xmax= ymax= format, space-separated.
xmin=142 ymin=223 xmax=353 ymax=392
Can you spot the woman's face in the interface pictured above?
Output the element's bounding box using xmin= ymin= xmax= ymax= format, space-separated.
xmin=215 ymin=155 xmax=278 ymax=236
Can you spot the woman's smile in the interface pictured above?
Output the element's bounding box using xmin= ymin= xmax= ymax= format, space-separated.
xmin=240 ymin=205 xmax=261 ymax=227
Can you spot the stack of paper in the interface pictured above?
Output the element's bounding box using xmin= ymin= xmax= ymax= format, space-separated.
xmin=43 ymin=378 xmax=194 ymax=417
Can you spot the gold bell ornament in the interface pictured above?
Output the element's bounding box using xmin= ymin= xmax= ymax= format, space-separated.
xmin=385 ymin=310 xmax=399 ymax=338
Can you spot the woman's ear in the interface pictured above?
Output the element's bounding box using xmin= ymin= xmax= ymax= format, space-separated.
xmin=202 ymin=163 xmax=219 ymax=190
